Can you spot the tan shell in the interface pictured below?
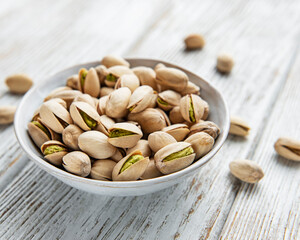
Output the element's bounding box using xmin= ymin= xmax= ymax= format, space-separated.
xmin=132 ymin=66 xmax=157 ymax=90
xmin=185 ymin=132 xmax=214 ymax=159
xmin=108 ymin=122 xmax=143 ymax=148
xmin=62 ymin=124 xmax=84 ymax=150
xmin=156 ymin=108 xmax=171 ymax=126
xmin=66 ymin=75 xmax=79 ymax=90
xmin=155 ymin=67 xmax=188 ymax=92
xmin=97 ymin=95 xmax=108 ymax=115
xmin=202 ymin=100 xmax=209 ymax=120
xmin=154 ymin=142 xmax=195 ymax=174
xmin=148 ymin=91 xmax=158 ymax=108
xmin=148 ymin=131 xmax=177 ymax=153
xmin=274 ymin=137 xmax=300 ymax=161
xmin=127 ymin=85 xmax=154 ymax=113
xmin=112 ymin=150 xmax=149 ymax=181
xmin=180 ymin=81 xmax=200 ymax=96
xmin=44 ymin=87 xmax=73 ymax=102
xmin=100 ymin=87 xmax=114 ymax=97
xmin=184 ymin=34 xmax=205 ymax=49
xmin=229 ymin=116 xmax=250 ymax=136
xmin=40 ymin=99 xmax=73 ymax=133
xmin=115 ymin=74 xmax=140 ymax=92
xmin=140 ymin=159 xmax=163 ymax=180
xmin=217 ymin=54 xmax=234 ymax=74
xmin=127 ymin=140 xmax=151 ymax=157
xmin=180 ymin=94 xmax=205 ymax=123
xmin=162 ymin=124 xmax=190 ymax=141
xmin=154 ymin=63 xmax=166 ymax=71
xmin=62 ymin=151 xmax=91 ymax=177
xmin=106 ymin=87 xmax=131 ymax=118
xmin=78 ymin=131 xmax=116 ymax=159
xmin=78 ymin=68 xmax=100 ymax=97
xmin=31 ymin=107 xmax=41 ymax=121
xmin=73 ymin=94 xmax=97 ymax=108
xmin=70 ymin=101 xmax=101 ymax=131
xmin=41 ymin=140 xmax=68 ymax=166
xmin=95 ymin=65 xmax=108 ymax=85
xmin=111 ymin=148 xmax=127 ymax=162
xmin=96 ymin=115 xmax=115 ymax=136
xmin=101 ymin=55 xmax=130 ymax=68
xmin=0 ymin=106 xmax=16 ymax=124
xmin=169 ymin=106 xmax=185 ymax=124
xmin=189 ymin=121 xmax=220 ymax=139
xmin=5 ymin=74 xmax=33 ymax=94
xmin=47 ymin=90 xmax=82 ymax=109
xmin=91 ymin=159 xmax=116 ymax=180
xmin=105 ymin=66 xmax=133 ymax=87
xmin=49 ymin=98 xmax=67 ymax=109
xmin=157 ymin=90 xmax=181 ymax=111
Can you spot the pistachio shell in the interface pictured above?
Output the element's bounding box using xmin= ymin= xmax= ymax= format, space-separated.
xmin=127 ymin=140 xmax=151 ymax=157
xmin=100 ymin=87 xmax=114 ymax=97
xmin=148 ymin=91 xmax=158 ymax=108
xmin=66 ymin=75 xmax=79 ymax=90
xmin=78 ymin=131 xmax=116 ymax=159
xmin=47 ymin=90 xmax=82 ymax=109
xmin=217 ymin=54 xmax=234 ymax=74
xmin=140 ymin=159 xmax=163 ymax=179
xmin=185 ymin=132 xmax=214 ymax=159
xmin=148 ymin=131 xmax=177 ymax=153
xmin=0 ymin=106 xmax=16 ymax=124
xmin=105 ymin=66 xmax=133 ymax=87
xmin=180 ymin=81 xmax=200 ymax=96
xmin=95 ymin=65 xmax=108 ymax=85
xmin=229 ymin=116 xmax=250 ymax=136
xmin=274 ymin=137 xmax=300 ymax=161
xmin=111 ymin=148 xmax=127 ymax=162
xmin=106 ymin=87 xmax=131 ymax=118
xmin=73 ymin=94 xmax=97 ymax=108
xmin=156 ymin=108 xmax=171 ymax=126
xmin=49 ymin=98 xmax=67 ymax=109
xmin=44 ymin=87 xmax=73 ymax=102
xmin=127 ymin=85 xmax=154 ymax=113
xmin=115 ymin=74 xmax=140 ymax=92
xmin=184 ymin=34 xmax=205 ymax=49
xmin=62 ymin=151 xmax=91 ymax=177
xmin=91 ymin=159 xmax=116 ymax=180
xmin=132 ymin=66 xmax=157 ymax=90
xmin=180 ymin=94 xmax=205 ymax=123
xmin=97 ymin=95 xmax=108 ymax=115
xmin=155 ymin=67 xmax=188 ymax=92
xmin=96 ymin=115 xmax=115 ymax=136
xmin=157 ymin=90 xmax=181 ymax=111
xmin=162 ymin=124 xmax=190 ymax=141
xmin=41 ymin=140 xmax=68 ymax=166
xmin=154 ymin=63 xmax=166 ymax=72
xmin=189 ymin=121 xmax=220 ymax=139
xmin=62 ymin=124 xmax=84 ymax=150
xmin=101 ymin=55 xmax=130 ymax=68
xmin=202 ymin=100 xmax=209 ymax=120
xmin=78 ymin=68 xmax=100 ymax=97
xmin=169 ymin=106 xmax=185 ymax=124
xmin=112 ymin=150 xmax=149 ymax=181
xmin=5 ymin=74 xmax=33 ymax=94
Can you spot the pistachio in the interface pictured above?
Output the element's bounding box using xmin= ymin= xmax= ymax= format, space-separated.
xmin=106 ymin=87 xmax=131 ymax=118
xmin=95 ymin=65 xmax=108 ymax=85
xmin=73 ymin=93 xmax=97 ymax=109
xmin=66 ymin=75 xmax=79 ymax=90
xmin=229 ymin=159 xmax=264 ymax=183
xmin=100 ymin=87 xmax=114 ymax=97
xmin=115 ymin=74 xmax=140 ymax=92
xmin=189 ymin=121 xmax=220 ymax=139
xmin=62 ymin=151 xmax=91 ymax=177
xmin=46 ymin=90 xmax=82 ymax=109
xmin=5 ymin=74 xmax=33 ymax=94
xmin=274 ymin=137 xmax=300 ymax=161
xmin=154 ymin=142 xmax=195 ymax=174
xmin=41 ymin=140 xmax=68 ymax=166
xmin=148 ymin=91 xmax=158 ymax=108
xmin=180 ymin=81 xmax=200 ymax=96
xmin=184 ymin=34 xmax=205 ymax=50
xmin=97 ymin=95 xmax=108 ymax=115
xmin=229 ymin=116 xmax=250 ymax=136
xmin=169 ymin=106 xmax=185 ymax=124
xmin=78 ymin=68 xmax=100 ymax=97
xmin=132 ymin=66 xmax=157 ymax=90
xmin=155 ymin=67 xmax=188 ymax=92
xmin=185 ymin=132 xmax=214 ymax=159
xmin=105 ymin=66 xmax=133 ymax=87
xmin=112 ymin=150 xmax=149 ymax=181
xmin=111 ymin=148 xmax=127 ymax=162
xmin=62 ymin=124 xmax=84 ymax=150
xmin=108 ymin=122 xmax=143 ymax=148
xmin=217 ymin=54 xmax=234 ymax=74
xmin=162 ymin=124 xmax=190 ymax=141
xmin=70 ymin=101 xmax=100 ymax=131
xmin=157 ymin=90 xmax=181 ymax=111
xmin=148 ymin=131 xmax=177 ymax=153
xmin=91 ymin=159 xmax=116 ymax=180
xmin=44 ymin=87 xmax=73 ymax=102
xmin=101 ymin=55 xmax=130 ymax=68
xmin=78 ymin=131 xmax=116 ymax=159
xmin=202 ymin=100 xmax=210 ymax=120
xmin=0 ymin=106 xmax=16 ymax=124
xmin=154 ymin=63 xmax=166 ymax=71
xmin=180 ymin=94 xmax=206 ymax=123
xmin=140 ymin=159 xmax=163 ymax=180
xmin=96 ymin=115 xmax=115 ymax=136
xmin=127 ymin=140 xmax=151 ymax=157
xmin=156 ymin=108 xmax=171 ymax=126
xmin=127 ymin=85 xmax=154 ymax=113
xmin=49 ymin=98 xmax=68 ymax=109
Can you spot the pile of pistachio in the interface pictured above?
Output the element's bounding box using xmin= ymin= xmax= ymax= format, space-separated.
xmin=27 ymin=55 xmax=220 ymax=181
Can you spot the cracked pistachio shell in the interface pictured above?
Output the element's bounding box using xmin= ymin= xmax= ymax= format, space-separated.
xmin=180 ymin=81 xmax=200 ymax=96
xmin=154 ymin=63 xmax=166 ymax=72
xmin=105 ymin=66 xmax=133 ymax=87
xmin=148 ymin=131 xmax=177 ymax=153
xmin=62 ymin=124 xmax=84 ymax=150
xmin=154 ymin=142 xmax=195 ymax=174
xmin=66 ymin=75 xmax=79 ymax=90
xmin=44 ymin=86 xmax=72 ymax=102
xmin=156 ymin=108 xmax=171 ymax=126
xmin=155 ymin=67 xmax=188 ymax=92
xmin=274 ymin=137 xmax=300 ymax=161
xmin=127 ymin=85 xmax=154 ymax=113
xmin=106 ymin=87 xmax=131 ymax=118
xmin=49 ymin=98 xmax=67 ymax=109
xmin=40 ymin=99 xmax=73 ymax=133
xmin=0 ymin=106 xmax=16 ymax=124
xmin=108 ymin=122 xmax=143 ymax=148
xmin=229 ymin=116 xmax=250 ymax=136
xmin=180 ymin=94 xmax=205 ymax=123
xmin=202 ymin=100 xmax=209 ymax=120
xmin=157 ymin=90 xmax=181 ymax=111
xmin=91 ymin=159 xmax=116 ymax=180
xmin=189 ymin=121 xmax=220 ymax=139
xmin=132 ymin=66 xmax=157 ymax=90
xmin=41 ymin=140 xmax=68 ymax=166
xmin=96 ymin=115 xmax=115 ymax=136
xmin=5 ymin=74 xmax=33 ymax=94
xmin=74 ymin=93 xmax=97 ymax=109
xmin=162 ymin=124 xmax=190 ymax=141
xmin=169 ymin=106 xmax=185 ymax=124
xmin=78 ymin=131 xmax=116 ymax=159
xmin=112 ymin=150 xmax=149 ymax=181
xmin=185 ymin=132 xmax=214 ymax=159
xmin=128 ymin=108 xmax=168 ymax=135
xmin=70 ymin=101 xmax=101 ymax=131
xmin=140 ymin=159 xmax=163 ymax=180
xmin=111 ymin=148 xmax=127 ymax=162
xmin=95 ymin=65 xmax=108 ymax=85
xmin=148 ymin=91 xmax=158 ymax=108
xmin=78 ymin=68 xmax=100 ymax=98
xmin=115 ymin=74 xmax=140 ymax=92
xmin=97 ymin=95 xmax=108 ymax=115
xmin=101 ymin=55 xmax=130 ymax=68
xmin=100 ymin=87 xmax=114 ymax=97
xmin=47 ymin=90 xmax=82 ymax=109
xmin=127 ymin=140 xmax=151 ymax=157
xmin=62 ymin=151 xmax=91 ymax=177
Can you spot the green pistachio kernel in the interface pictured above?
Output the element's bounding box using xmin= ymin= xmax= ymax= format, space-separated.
xmin=109 ymin=129 xmax=136 ymax=138
xmin=80 ymin=70 xmax=88 ymax=89
xmin=120 ymin=154 xmax=144 ymax=173
xmin=44 ymin=145 xmax=66 ymax=156
xmin=32 ymin=121 xmax=51 ymax=138
xmin=78 ymin=109 xmax=97 ymax=129
xmin=128 ymin=105 xmax=136 ymax=112
xmin=157 ymin=97 xmax=169 ymax=106
xmin=189 ymin=97 xmax=195 ymax=122
xmin=106 ymin=73 xmax=117 ymax=82
xmin=163 ymin=146 xmax=194 ymax=162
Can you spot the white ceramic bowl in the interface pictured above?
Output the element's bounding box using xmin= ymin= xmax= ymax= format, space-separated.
xmin=14 ymin=58 xmax=229 ymax=196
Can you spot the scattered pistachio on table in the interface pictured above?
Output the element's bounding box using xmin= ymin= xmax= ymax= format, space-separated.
xmin=0 ymin=106 xmax=17 ymax=125
xmin=216 ymin=54 xmax=234 ymax=74
xmin=184 ymin=34 xmax=205 ymax=50
xmin=229 ymin=116 xmax=250 ymax=137
xmin=274 ymin=137 xmax=300 ymax=161
xmin=5 ymin=74 xmax=33 ymax=94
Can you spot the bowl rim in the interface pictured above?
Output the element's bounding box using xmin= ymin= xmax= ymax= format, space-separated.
xmin=14 ymin=58 xmax=230 ymax=188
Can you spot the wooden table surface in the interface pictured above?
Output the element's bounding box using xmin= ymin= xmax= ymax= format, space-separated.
xmin=0 ymin=0 xmax=299 ymax=239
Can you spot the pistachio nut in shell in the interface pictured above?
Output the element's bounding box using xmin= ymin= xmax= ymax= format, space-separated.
xmin=0 ymin=106 xmax=16 ymax=124
xmin=132 ymin=66 xmax=157 ymax=90
xmin=274 ymin=137 xmax=300 ymax=161
xmin=47 ymin=90 xmax=82 ymax=109
xmin=100 ymin=87 xmax=114 ymax=97
xmin=189 ymin=121 xmax=220 ymax=139
xmin=180 ymin=94 xmax=205 ymax=123
xmin=40 ymin=99 xmax=73 ymax=133
xmin=97 ymin=95 xmax=108 ymax=115
xmin=148 ymin=91 xmax=158 ymax=108
xmin=229 ymin=116 xmax=250 ymax=137
xmin=101 ymin=55 xmax=130 ymax=68
xmin=169 ymin=106 xmax=185 ymax=124
xmin=229 ymin=159 xmax=264 ymax=183
xmin=41 ymin=140 xmax=68 ymax=166
xmin=115 ymin=74 xmax=140 ymax=92
xmin=111 ymin=148 xmax=127 ymax=162
xmin=105 ymin=66 xmax=133 ymax=87
xmin=156 ymin=108 xmax=171 ymax=126
xmin=70 ymin=101 xmax=100 ymax=131
xmin=62 ymin=124 xmax=84 ymax=150
xmin=127 ymin=85 xmax=154 ymax=113
xmin=44 ymin=86 xmax=72 ymax=102
xmin=112 ymin=150 xmax=149 ymax=181
xmin=184 ymin=34 xmax=205 ymax=50
xmin=154 ymin=63 xmax=166 ymax=72
xmin=140 ymin=159 xmax=163 ymax=180
xmin=217 ymin=54 xmax=234 ymax=74
xmin=78 ymin=131 xmax=116 ymax=159
xmin=73 ymin=94 xmax=97 ymax=109
xmin=202 ymin=100 xmax=209 ymax=120
xmin=49 ymin=98 xmax=67 ymax=109
xmin=95 ymin=115 xmax=115 ymax=136
xmin=91 ymin=159 xmax=116 ymax=180
xmin=106 ymin=87 xmax=131 ymax=118
xmin=127 ymin=140 xmax=151 ymax=157
xmin=157 ymin=90 xmax=181 ymax=111
xmin=95 ymin=65 xmax=108 ymax=85
xmin=185 ymin=132 xmax=214 ymax=159
xmin=155 ymin=67 xmax=188 ymax=92
xmin=148 ymin=131 xmax=177 ymax=153
xmin=162 ymin=124 xmax=190 ymax=141
xmin=108 ymin=122 xmax=143 ymax=148
xmin=154 ymin=142 xmax=195 ymax=174
xmin=180 ymin=81 xmax=200 ymax=96
xmin=5 ymin=74 xmax=33 ymax=94
xmin=66 ymin=75 xmax=79 ymax=90
xmin=62 ymin=151 xmax=91 ymax=177
xmin=78 ymin=68 xmax=100 ymax=97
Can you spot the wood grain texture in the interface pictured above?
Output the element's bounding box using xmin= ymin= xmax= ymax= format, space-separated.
xmin=0 ymin=0 xmax=300 ymax=239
